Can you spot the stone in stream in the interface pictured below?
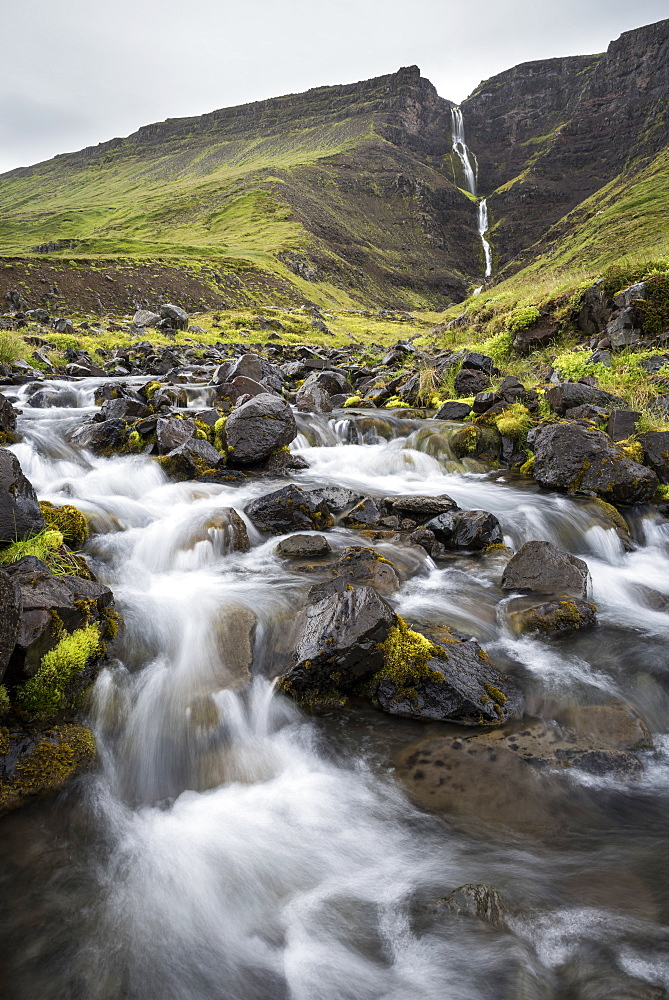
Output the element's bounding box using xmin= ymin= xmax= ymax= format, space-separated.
xmin=424 ymin=509 xmax=503 ymax=550
xmin=275 ymin=534 xmax=332 ymax=558
xmin=156 ymin=416 xmax=196 ymax=454
xmin=0 ymin=568 xmax=22 ymax=683
xmin=0 ymin=395 xmax=18 ymax=440
xmin=212 ymin=604 xmax=257 ymax=689
xmin=329 ymin=546 xmax=400 ymax=594
xmin=637 ymin=430 xmax=669 ymax=483
xmin=224 ymin=393 xmax=297 ymax=465
xmin=530 ymin=422 xmax=657 ymax=504
xmin=382 ymin=494 xmax=459 ymax=524
xmin=504 ymin=595 xmax=598 ymax=636
xmin=70 ymin=417 xmax=127 ymax=455
xmin=428 ymin=884 xmax=508 ymax=928
xmin=278 ymin=585 xmax=395 ymax=702
xmin=553 ymin=702 xmax=654 ymax=751
xmin=340 ymin=497 xmax=383 ymax=528
xmin=306 ymin=486 xmax=365 ymax=513
xmin=0 ymin=723 xmax=97 ymax=817
xmin=226 ymin=353 xmax=284 ymax=393
xmin=100 ymin=397 xmax=150 ymax=422
xmin=0 ymin=448 xmax=45 ymax=545
xmin=160 ymin=438 xmax=226 ymax=481
xmin=295 ymin=382 xmax=332 ymax=414
xmin=501 ymin=541 xmax=591 ymax=599
xmin=245 ymin=485 xmax=334 ymax=535
xmin=2 ymin=555 xmax=115 ymax=681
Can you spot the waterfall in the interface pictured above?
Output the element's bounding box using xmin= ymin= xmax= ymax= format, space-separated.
xmin=450 ymin=106 xmax=493 ymax=282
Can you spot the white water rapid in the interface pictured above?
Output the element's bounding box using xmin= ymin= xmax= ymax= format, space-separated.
xmin=2 ymin=384 xmax=669 ymax=999
xmin=450 ymin=107 xmax=493 ymax=285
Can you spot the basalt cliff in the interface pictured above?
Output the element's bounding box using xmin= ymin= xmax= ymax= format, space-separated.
xmin=0 ymin=18 xmax=667 ymax=313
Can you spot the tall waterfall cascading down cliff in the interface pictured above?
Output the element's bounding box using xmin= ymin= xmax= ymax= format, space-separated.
xmin=450 ymin=107 xmax=493 ymax=284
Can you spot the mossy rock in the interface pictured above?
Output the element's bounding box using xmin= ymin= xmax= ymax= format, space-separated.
xmin=39 ymin=501 xmax=89 ymax=550
xmin=0 ymin=723 xmax=96 ymax=816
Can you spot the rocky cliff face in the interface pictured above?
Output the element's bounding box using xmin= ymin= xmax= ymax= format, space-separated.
xmin=463 ymin=18 xmax=669 ymax=269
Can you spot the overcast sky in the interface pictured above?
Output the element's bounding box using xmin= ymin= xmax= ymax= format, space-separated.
xmin=1 ymin=0 xmax=667 ymax=175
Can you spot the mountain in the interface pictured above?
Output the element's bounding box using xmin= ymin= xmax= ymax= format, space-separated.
xmin=0 ymin=19 xmax=668 ymax=314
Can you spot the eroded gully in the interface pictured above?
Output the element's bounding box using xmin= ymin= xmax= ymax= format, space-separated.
xmin=1 ymin=378 xmax=669 ymax=999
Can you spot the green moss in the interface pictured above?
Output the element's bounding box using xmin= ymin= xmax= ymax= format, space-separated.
xmin=142 ymin=380 xmax=163 ymax=401
xmin=492 ymin=403 xmax=534 ymax=443
xmin=0 ymin=724 xmax=96 ymax=815
xmin=592 ymin=498 xmax=630 ymax=535
xmin=507 ymin=305 xmax=541 ymax=333
xmin=483 ymin=683 xmax=506 ymax=705
xmin=383 ymin=395 xmax=410 ymax=408
xmin=213 ymin=415 xmax=227 ymax=451
xmin=0 ymin=685 xmax=9 ymax=716
xmin=519 ymin=452 xmax=535 ymax=475
xmin=14 ymin=624 xmax=104 ymax=715
xmin=372 ymin=618 xmax=447 ymax=699
xmin=39 ymin=501 xmax=89 ymax=549
xmin=618 ymin=437 xmax=645 ymax=463
xmin=343 ymin=394 xmax=362 ymax=408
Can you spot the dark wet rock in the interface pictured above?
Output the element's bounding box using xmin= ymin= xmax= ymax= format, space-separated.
xmin=0 ymin=569 xmax=22 ymax=683
xmin=156 ymin=416 xmax=196 ymax=454
xmin=637 ymin=430 xmax=669 ymax=483
xmin=100 ymin=398 xmax=150 ymax=422
xmin=607 ymin=409 xmax=641 ymax=441
xmin=564 ymin=404 xmax=611 ymax=422
xmin=531 ymin=422 xmax=658 ymax=504
xmin=460 ymin=351 xmax=498 ymax=375
xmin=504 ymin=595 xmax=598 ymax=636
xmin=453 ymin=369 xmax=490 ymax=397
xmin=2 ymin=556 xmax=114 ymax=681
xmin=278 ymin=586 xmax=395 ymax=700
xmin=225 ymin=393 xmax=297 ymax=465
xmin=70 ymin=418 xmax=126 ymax=455
xmin=160 ymin=438 xmax=226 ymax=481
xmin=295 ymin=382 xmax=332 ymax=414
xmin=472 ymin=390 xmax=502 ymax=414
xmin=307 ymin=486 xmax=365 ymax=513
xmin=27 ymin=387 xmax=79 ymax=409
xmin=330 ymin=546 xmax=400 ymax=594
xmin=0 ymin=449 xmax=45 ymax=545
xmin=374 ymin=625 xmax=521 ymax=725
xmin=0 ymin=395 xmax=17 ymax=439
xmin=429 ymin=884 xmax=508 ymax=928
xmin=473 ymin=720 xmax=643 ymax=777
xmin=260 ymin=449 xmax=310 ymax=476
xmin=501 ymin=541 xmax=591 ymax=599
xmin=227 ymin=353 xmax=283 ymax=393
xmin=276 ymin=534 xmax=332 ymax=558
xmin=424 ymin=510 xmax=503 ymax=550
xmin=434 ymin=400 xmax=472 ymax=420
xmin=245 ymin=485 xmax=334 ymax=535
xmin=408 ymin=527 xmax=437 ymax=554
xmin=545 ymin=382 xmax=626 ymax=415
xmin=383 ymin=494 xmax=459 ymax=523
xmin=0 ymin=723 xmax=96 ymax=817
xmin=513 ymin=316 xmax=559 ymax=353
xmin=340 ymin=498 xmax=383 ymax=528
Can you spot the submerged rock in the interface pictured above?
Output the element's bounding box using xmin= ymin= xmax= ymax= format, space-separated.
xmin=531 ymin=423 xmax=657 ymax=504
xmin=276 ymin=533 xmax=332 ymax=558
xmin=429 ymin=884 xmax=508 ymax=928
xmin=501 ymin=541 xmax=591 ymax=599
xmin=0 ymin=723 xmax=97 ymax=816
xmin=504 ymin=596 xmax=598 ymax=636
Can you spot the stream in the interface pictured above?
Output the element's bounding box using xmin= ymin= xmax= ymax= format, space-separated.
xmin=1 ymin=377 xmax=669 ymax=999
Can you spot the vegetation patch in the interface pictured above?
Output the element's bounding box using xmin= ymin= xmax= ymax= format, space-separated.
xmin=14 ymin=624 xmax=104 ymax=716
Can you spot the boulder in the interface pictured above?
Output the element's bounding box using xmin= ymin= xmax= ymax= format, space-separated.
xmin=295 ymin=383 xmax=332 ymax=414
xmin=306 ymin=486 xmax=365 ymax=513
xmin=132 ymin=309 xmax=161 ymax=328
xmin=460 ymin=351 xmax=497 ymax=375
xmin=434 ymin=400 xmax=472 ymax=420
xmin=0 ymin=449 xmax=45 ymax=545
xmin=160 ymin=303 xmax=189 ymax=329
xmin=606 ymin=409 xmax=640 ymax=441
xmin=329 ymin=546 xmax=400 ymax=594
xmin=227 ymin=353 xmax=283 ymax=393
xmin=275 ymin=534 xmax=332 ymax=558
xmin=424 ymin=510 xmax=503 ymax=550
xmin=637 ymin=431 xmax=669 ymax=483
xmin=453 ymin=369 xmax=490 ymax=397
xmin=225 ymin=393 xmax=297 ymax=465
xmin=27 ymin=387 xmax=79 ymax=409
xmin=278 ymin=586 xmax=395 ymax=700
xmin=2 ymin=556 xmax=114 ymax=681
xmin=577 ymin=279 xmax=614 ymax=336
xmin=374 ymin=623 xmax=521 ymax=725
xmin=100 ymin=398 xmax=150 ymax=422
xmin=69 ymin=418 xmax=126 ymax=455
xmin=545 ymin=382 xmax=626 ymax=415
xmin=513 ymin=316 xmax=559 ymax=353
xmin=606 ymin=306 xmax=642 ymax=348
xmin=531 ymin=423 xmax=658 ymax=504
xmin=0 ymin=395 xmax=17 ymax=439
xmin=301 ymin=370 xmax=348 ymax=395
xmin=245 ymin=485 xmax=334 ymax=535
xmin=501 ymin=541 xmax=591 ymax=599
xmin=156 ymin=416 xmax=196 ymax=454
xmin=160 ymin=439 xmax=226 ymax=481
xmin=340 ymin=498 xmax=383 ymax=528
xmin=0 ymin=569 xmax=22 ymax=682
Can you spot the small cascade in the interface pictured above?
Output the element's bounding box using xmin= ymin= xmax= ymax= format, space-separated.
xmin=450 ymin=106 xmax=493 ymax=282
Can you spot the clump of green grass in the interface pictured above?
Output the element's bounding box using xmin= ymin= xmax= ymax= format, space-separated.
xmin=0 ymin=528 xmax=85 ymax=576
xmin=0 ymin=330 xmax=24 ymax=365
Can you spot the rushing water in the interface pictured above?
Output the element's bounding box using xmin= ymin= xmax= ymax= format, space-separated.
xmin=2 ymin=381 xmax=669 ymax=999
xmin=451 ymin=106 xmax=493 ymax=285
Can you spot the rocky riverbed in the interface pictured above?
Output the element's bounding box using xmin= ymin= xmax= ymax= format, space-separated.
xmin=1 ymin=332 xmax=669 ymax=999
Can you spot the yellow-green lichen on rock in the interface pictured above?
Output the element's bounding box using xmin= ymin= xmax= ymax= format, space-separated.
xmin=14 ymin=624 xmax=104 ymax=716
xmin=0 ymin=724 xmax=96 ymax=816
